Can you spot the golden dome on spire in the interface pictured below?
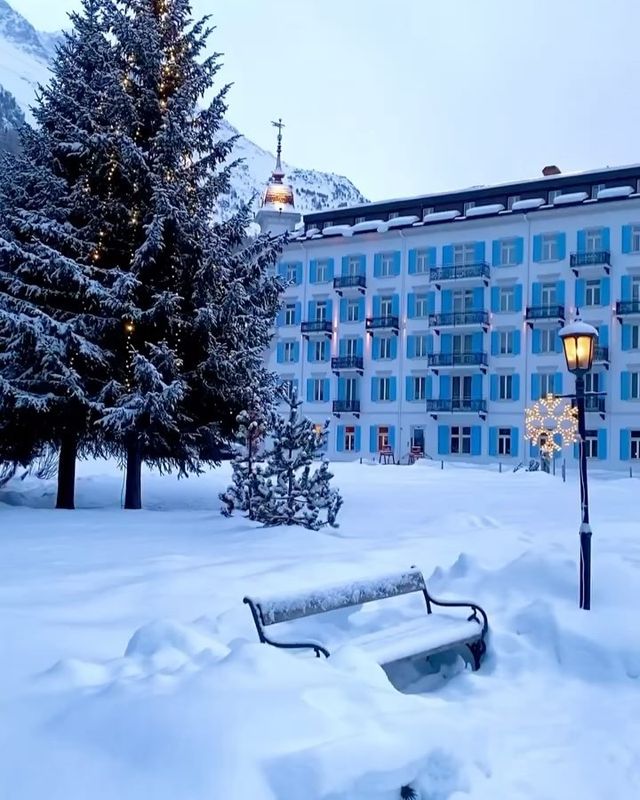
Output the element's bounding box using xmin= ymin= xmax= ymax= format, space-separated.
xmin=261 ymin=118 xmax=295 ymax=212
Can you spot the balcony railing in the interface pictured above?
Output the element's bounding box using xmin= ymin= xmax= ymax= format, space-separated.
xmin=525 ymin=305 xmax=565 ymax=321
xmin=331 ymin=356 xmax=364 ymax=371
xmin=301 ymin=320 xmax=332 ymax=335
xmin=426 ymin=399 xmax=488 ymax=414
xmin=428 ymin=311 xmax=489 ymax=328
xmin=572 ymin=396 xmax=606 ymax=414
xmin=429 ymin=263 xmax=490 ymax=283
xmin=428 ymin=352 xmax=488 ymax=368
xmin=366 ymin=315 xmax=399 ymax=331
xmin=332 ymin=400 xmax=361 ymax=414
xmin=593 ymin=345 xmax=609 ymax=363
xmin=616 ymin=300 xmax=640 ymax=316
xmin=570 ymin=251 xmax=611 ymax=268
xmin=333 ymin=275 xmax=366 ymax=291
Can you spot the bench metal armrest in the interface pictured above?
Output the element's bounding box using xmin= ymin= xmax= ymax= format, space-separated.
xmin=422 ymin=590 xmax=489 ymax=637
xmin=243 ymin=597 xmax=330 ymax=659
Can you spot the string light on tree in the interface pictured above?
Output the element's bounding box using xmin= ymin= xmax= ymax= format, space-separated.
xmin=525 ymin=393 xmax=579 ymax=457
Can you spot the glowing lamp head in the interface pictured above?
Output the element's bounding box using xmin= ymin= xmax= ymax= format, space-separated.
xmin=559 ymin=319 xmax=598 ymax=375
xmin=124 ymin=321 xmax=135 ymax=334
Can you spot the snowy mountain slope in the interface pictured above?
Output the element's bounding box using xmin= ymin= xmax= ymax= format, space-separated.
xmin=0 ymin=0 xmax=367 ymax=215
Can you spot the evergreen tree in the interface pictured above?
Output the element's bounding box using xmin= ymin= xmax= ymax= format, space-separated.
xmin=219 ymin=406 xmax=269 ymax=519
xmin=251 ymin=390 xmax=343 ymax=531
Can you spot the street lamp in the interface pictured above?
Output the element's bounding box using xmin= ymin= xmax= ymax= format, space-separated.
xmin=558 ymin=318 xmax=598 ymax=610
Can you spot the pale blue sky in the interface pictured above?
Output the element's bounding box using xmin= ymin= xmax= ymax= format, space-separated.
xmin=11 ymin=0 xmax=640 ymax=201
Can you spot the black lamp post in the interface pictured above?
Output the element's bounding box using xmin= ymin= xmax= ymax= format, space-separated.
xmin=558 ymin=319 xmax=598 ymax=610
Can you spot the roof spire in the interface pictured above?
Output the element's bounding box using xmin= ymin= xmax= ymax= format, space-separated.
xmin=271 ymin=118 xmax=285 ymax=180
xmin=260 ymin=117 xmax=295 ymax=212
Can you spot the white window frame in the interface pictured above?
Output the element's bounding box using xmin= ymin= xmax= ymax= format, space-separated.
xmin=312 ymin=340 xmax=327 ymax=362
xmin=463 ymin=201 xmax=475 ymax=215
xmin=498 ymin=374 xmax=513 ymax=400
xmin=379 ymin=337 xmax=392 ymax=360
xmin=585 ymin=372 xmax=600 ymax=394
xmin=451 ymin=425 xmax=471 ymax=455
xmin=344 ymin=337 xmax=358 ymax=358
xmin=452 ymin=334 xmax=473 ymax=353
xmin=585 ymin=228 xmax=603 ymax=253
xmin=540 ymin=328 xmax=556 ymax=353
xmin=315 ymin=301 xmax=327 ymax=322
xmin=347 ymin=256 xmax=362 ymax=276
xmin=284 ymin=303 xmax=296 ymax=325
xmin=380 ymin=253 xmax=395 ymax=277
xmin=378 ymin=377 xmax=391 ymax=401
xmin=322 ymin=221 xmax=333 ymax=230
xmin=422 ymin=206 xmax=434 ymax=219
xmin=415 ymin=335 xmax=429 ymax=358
xmin=499 ymin=287 xmax=515 ymax=313
xmin=630 ymin=430 xmax=640 ymax=459
xmin=283 ymin=341 xmax=296 ymax=363
xmin=631 ymin=226 xmax=640 ymax=253
xmin=388 ymin=211 xmax=400 ymax=220
xmin=346 ymin=299 xmax=360 ymax=322
xmin=344 ymin=425 xmax=355 ymax=452
xmin=632 ymin=276 xmax=640 ymax=302
xmin=415 ymin=249 xmax=430 ymax=274
xmin=539 ymin=373 xmax=555 ymax=398
xmin=631 ymin=325 xmax=640 ymax=350
xmin=499 ymin=331 xmax=513 ymax=355
xmin=415 ymin=294 xmax=429 ymax=317
xmin=453 ymin=289 xmax=473 ymax=312
xmin=453 ymin=243 xmax=476 ymax=265
xmin=354 ymin=216 xmax=366 ymax=225
xmin=344 ymin=377 xmax=357 ymax=403
xmin=316 ymin=260 xmax=329 ymax=283
xmin=413 ymin=376 xmax=427 ymax=401
xmin=584 ymin=430 xmax=598 ymax=458
xmin=540 ymin=282 xmax=557 ymax=306
xmin=585 ymin=279 xmax=601 ymax=307
xmin=507 ymin=195 xmax=520 ymax=210
xmin=541 ymin=234 xmax=559 ymax=262
xmin=500 ymin=239 xmax=518 ymax=266
xmin=631 ymin=371 xmax=640 ymax=400
xmin=548 ymin=190 xmax=561 ymax=204
xmin=286 ymin=263 xmax=298 ymax=282
xmin=498 ymin=427 xmax=512 ymax=455
xmin=380 ymin=296 xmax=393 ymax=317
xmin=313 ymin=379 xmax=326 ymax=402
xmin=377 ymin=426 xmax=390 ymax=450
xmin=591 ymin=184 xmax=605 ymax=200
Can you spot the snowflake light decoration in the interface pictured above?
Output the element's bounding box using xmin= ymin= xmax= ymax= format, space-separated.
xmin=525 ymin=393 xmax=579 ymax=456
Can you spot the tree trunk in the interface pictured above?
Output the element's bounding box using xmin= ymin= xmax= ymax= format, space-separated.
xmin=56 ymin=435 xmax=77 ymax=510
xmin=124 ymin=432 xmax=142 ymax=510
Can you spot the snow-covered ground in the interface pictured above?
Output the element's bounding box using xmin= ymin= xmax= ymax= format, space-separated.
xmin=0 ymin=459 xmax=639 ymax=799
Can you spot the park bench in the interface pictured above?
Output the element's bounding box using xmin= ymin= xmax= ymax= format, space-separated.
xmin=243 ymin=566 xmax=489 ymax=670
xmin=379 ymin=445 xmax=395 ymax=464
xmin=408 ymin=445 xmax=423 ymax=464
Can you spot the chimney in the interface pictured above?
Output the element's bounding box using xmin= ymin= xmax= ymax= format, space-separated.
xmin=542 ymin=165 xmax=561 ymax=176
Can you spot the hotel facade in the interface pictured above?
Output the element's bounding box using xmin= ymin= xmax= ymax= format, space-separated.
xmin=258 ymin=164 xmax=640 ymax=468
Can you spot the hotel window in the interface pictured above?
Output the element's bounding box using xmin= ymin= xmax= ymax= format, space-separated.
xmin=343 ymin=377 xmax=357 ymax=403
xmin=412 ymin=376 xmax=427 ymax=401
xmin=378 ymin=377 xmax=391 ymax=401
xmin=453 ymin=243 xmax=476 ymax=265
xmin=632 ymin=276 xmax=640 ymax=301
xmin=415 ymin=249 xmax=431 ymax=274
xmin=585 ymin=372 xmax=601 ymax=395
xmin=540 ymin=328 xmax=557 ymax=353
xmin=315 ymin=301 xmax=327 ymax=321
xmin=284 ymin=303 xmax=296 ymax=325
xmin=500 ymin=239 xmax=518 ymax=266
xmin=380 ymin=253 xmax=395 ymax=277
xmin=379 ymin=337 xmax=393 ymax=359
xmin=280 ymin=379 xmax=295 ymax=399
xmin=322 ymin=221 xmax=333 ymax=229
xmin=585 ymin=228 xmax=603 ymax=252
xmin=539 ymin=373 xmax=555 ymax=398
xmin=507 ymin=195 xmax=520 ymax=210
xmin=630 ymin=430 xmax=640 ymax=459
xmin=422 ymin=206 xmax=435 ymax=218
xmin=312 ymin=340 xmax=328 ymax=362
xmin=283 ymin=341 xmax=296 ymax=363
xmin=541 ymin=234 xmax=559 ymax=261
xmin=498 ymin=428 xmax=512 ymax=456
xmin=344 ymin=426 xmax=356 ymax=452
xmin=453 ymin=289 xmax=473 ymax=312
xmin=344 ymin=337 xmax=359 ymax=358
xmin=540 ymin=282 xmax=557 ymax=306
xmin=316 ymin=260 xmax=330 ymax=282
xmin=415 ymin=293 xmax=429 ymax=318
xmin=631 ymin=371 xmax=640 ymax=399
xmin=630 ymin=325 xmax=640 ymax=350
xmin=354 ymin=216 xmax=366 ymax=224
xmin=591 ymin=183 xmax=605 ymax=200
xmin=585 ymin=279 xmax=601 ymax=306
xmin=499 ymin=287 xmax=516 ymax=312
xmin=286 ymin=263 xmax=298 ymax=282
xmin=312 ymin=379 xmax=327 ymax=402
xmin=463 ymin=201 xmax=475 ymax=214
xmin=380 ymin=296 xmax=393 ymax=317
xmin=499 ymin=374 xmax=513 ymax=400
xmin=631 ymin=225 xmax=640 ymax=253
xmin=346 ymin=299 xmax=360 ymax=322
xmin=548 ymin=189 xmax=561 ymax=204
xmin=377 ymin=426 xmax=390 ymax=451
xmin=347 ymin=256 xmax=362 ymax=275
xmin=389 ymin=211 xmax=400 ymax=220
xmin=450 ymin=426 xmax=471 ymax=454
xmin=415 ymin=335 xmax=430 ymax=358
xmin=584 ymin=430 xmax=598 ymax=458
xmin=499 ymin=331 xmax=514 ymax=355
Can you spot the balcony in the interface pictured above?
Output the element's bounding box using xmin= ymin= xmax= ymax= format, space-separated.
xmin=428 ymin=311 xmax=489 ymax=329
xmin=616 ymin=300 xmax=640 ymax=318
xmin=570 ymin=251 xmax=611 ymax=274
xmin=525 ymin=305 xmax=565 ymax=323
xmin=332 ymin=400 xmax=361 ymax=416
xmin=301 ymin=320 xmax=332 ymax=337
xmin=593 ymin=345 xmax=609 ymax=365
xmin=331 ymin=356 xmax=364 ymax=374
xmin=428 ymin=352 xmax=488 ymax=371
xmin=333 ymin=275 xmax=366 ymax=295
xmin=572 ymin=396 xmax=606 ymax=416
xmin=429 ymin=263 xmax=490 ymax=285
xmin=366 ymin=315 xmax=399 ymax=334
xmin=426 ymin=398 xmax=488 ymax=417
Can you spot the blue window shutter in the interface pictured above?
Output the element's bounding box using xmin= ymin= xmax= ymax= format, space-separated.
xmin=338 ymin=378 xmax=345 ymax=400
xmin=307 ymin=300 xmax=315 ymax=320
xmin=491 ymin=331 xmax=499 ymax=355
xmin=357 ymin=336 xmax=364 ymax=357
xmin=602 ymin=227 xmax=610 ymax=252
xmin=393 ymin=251 xmax=401 ymax=276
xmin=372 ymin=337 xmax=381 ymax=359
xmin=408 ymin=249 xmax=417 ymax=274
xmin=557 ymin=234 xmax=566 ymax=261
xmin=428 ymin=292 xmax=436 ymax=314
xmin=276 ymin=342 xmax=284 ymax=363
xmin=492 ymin=240 xmax=501 ymax=267
xmin=339 ymin=338 xmax=346 ymax=356
xmin=515 ymin=237 xmax=524 ymax=264
xmin=556 ymin=280 xmax=565 ymax=305
xmin=599 ymin=324 xmax=610 ymax=346
xmin=407 ymin=335 xmax=416 ymax=358
xmin=307 ymin=340 xmax=314 ymax=362
xmin=601 ymin=277 xmax=610 ymax=307
xmin=489 ymin=427 xmax=498 ymax=456
xmin=532 ymin=329 xmax=541 ymax=353
xmin=309 ymin=259 xmax=318 ymax=283
xmin=295 ymin=302 xmax=301 ymax=324
xmin=622 ymin=325 xmax=632 ymax=351
xmin=407 ymin=293 xmax=416 ymax=318
xmin=531 ymin=373 xmax=541 ymax=400
xmin=389 ymin=377 xmax=397 ymax=401
xmin=406 ymin=376 xmax=414 ymax=401
xmin=373 ymin=253 xmax=382 ymax=277
xmin=426 ymin=375 xmax=433 ymax=399
xmin=371 ymin=377 xmax=379 ymax=401
xmin=554 ymin=373 xmax=563 ymax=395
xmin=296 ymin=263 xmax=303 ymax=284
xmin=622 ymin=226 xmax=632 ymax=254
xmin=531 ymin=442 xmax=540 ymax=459
xmin=323 ymin=378 xmax=330 ymax=399
xmin=306 ymin=379 xmax=313 ymax=402
xmin=388 ymin=426 xmax=396 ymax=448
xmin=293 ymin=342 xmax=300 ymax=362
xmin=599 ymin=371 xmax=607 ymax=393
xmin=513 ymin=374 xmax=520 ymax=401
xmin=475 ymin=241 xmax=486 ymax=263
xmin=472 ymin=332 xmax=483 ymax=352
xmin=443 ymin=245 xmax=454 ymax=266
xmin=621 ymin=371 xmax=631 ymax=400
xmin=513 ymin=329 xmax=521 ymax=354
xmin=572 ymin=440 xmax=580 ymax=460
xmin=277 ymin=262 xmax=287 ymax=279
xmin=598 ymin=429 xmax=607 ymax=460
xmin=440 ymin=374 xmax=451 ymax=399
xmin=514 ymin=284 xmax=523 ymax=312
xmin=327 ymin=258 xmax=335 ymax=281
xmin=554 ymin=330 xmax=563 ymax=354
xmin=427 ymin=247 xmax=436 ymax=267
xmin=491 ymin=287 xmax=500 ymax=312
xmin=532 ymin=235 xmax=542 ymax=262
xmin=355 ymin=426 xmax=362 ymax=452
xmin=372 ymin=295 xmax=381 ymax=317
xmin=390 ymin=337 xmax=398 ymax=359
xmin=277 ymin=308 xmax=285 ymax=327
xmin=472 ymin=287 xmax=484 ymax=310
xmin=575 ymin=279 xmax=585 ymax=308
xmin=326 ymin=299 xmax=333 ymax=321
xmin=471 ymin=427 xmax=482 ymax=455
xmin=438 ymin=426 xmax=449 ymax=455
xmin=357 ymin=297 xmax=365 ymax=320
xmin=577 ymin=229 xmax=586 ymax=253
xmin=339 ymin=298 xmax=348 ymax=322
xmin=532 ymin=282 xmax=541 ymax=306
xmin=622 ymin=275 xmax=632 ymax=301
xmin=392 ymin=294 xmax=400 ymax=317
xmin=490 ymin=375 xmax=498 ymax=400
xmin=336 ymin=426 xmax=345 ymax=452
xmin=620 ymin=429 xmax=631 ymax=460
xmin=341 ymin=255 xmax=349 ymax=276
xmin=511 ymin=428 xmax=519 ymax=457
xmin=471 ymin=374 xmax=482 ymax=399
xmin=370 ymin=426 xmax=377 ymax=453
xmin=441 ymin=290 xmax=453 ymax=313
xmin=441 ymin=334 xmax=453 ymax=354
xmin=427 ymin=334 xmax=434 ymax=354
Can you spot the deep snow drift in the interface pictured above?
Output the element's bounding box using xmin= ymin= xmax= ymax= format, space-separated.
xmin=0 ymin=459 xmax=639 ymax=799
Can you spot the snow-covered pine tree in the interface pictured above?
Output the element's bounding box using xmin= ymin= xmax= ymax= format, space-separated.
xmin=219 ymin=406 xmax=269 ymax=519
xmin=252 ymin=390 xmax=342 ymax=530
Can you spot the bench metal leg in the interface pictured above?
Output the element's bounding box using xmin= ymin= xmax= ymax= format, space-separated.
xmin=467 ymin=639 xmax=486 ymax=671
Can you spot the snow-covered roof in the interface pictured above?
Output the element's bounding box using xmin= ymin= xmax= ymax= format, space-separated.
xmin=552 ymin=192 xmax=589 ymax=206
xmin=465 ymin=203 xmax=505 ymax=217
xmin=511 ymin=197 xmax=545 ymax=211
xmin=597 ymin=185 xmax=634 ymax=200
xmin=351 ymin=220 xmax=385 ymax=234
xmin=422 ymin=210 xmax=460 ymax=223
xmin=384 ymin=215 xmax=420 ymax=229
xmin=322 ymin=225 xmax=353 ymax=237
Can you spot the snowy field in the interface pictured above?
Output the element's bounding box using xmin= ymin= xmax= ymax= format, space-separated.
xmin=0 ymin=458 xmax=639 ymax=799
